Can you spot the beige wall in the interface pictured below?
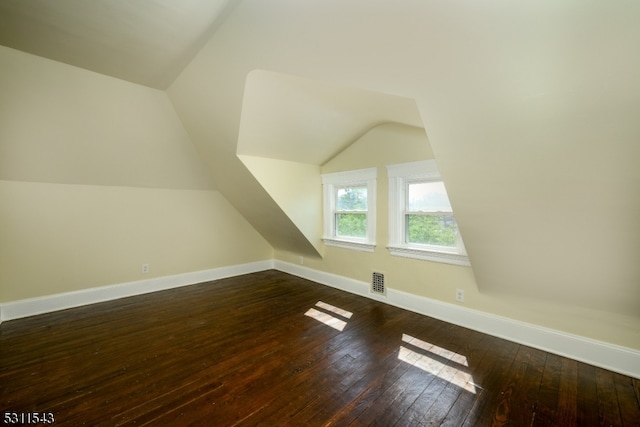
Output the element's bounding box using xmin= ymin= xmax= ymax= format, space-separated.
xmin=0 ymin=47 xmax=272 ymax=302
xmin=167 ymin=1 xmax=639 ymax=353
xmin=0 ymin=181 xmax=273 ymax=301
xmin=2 ymin=28 xmax=637 ymax=353
xmin=238 ymin=155 xmax=322 ymax=254
xmin=274 ymin=122 xmax=640 ymax=349
xmin=275 ymin=123 xmax=480 ymax=305
xmin=0 ymin=45 xmax=213 ymax=189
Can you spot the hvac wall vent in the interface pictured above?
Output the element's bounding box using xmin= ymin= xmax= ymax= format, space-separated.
xmin=371 ymin=272 xmax=385 ymax=295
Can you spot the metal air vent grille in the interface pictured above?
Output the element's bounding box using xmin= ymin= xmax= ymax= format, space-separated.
xmin=372 ymin=272 xmax=385 ymax=295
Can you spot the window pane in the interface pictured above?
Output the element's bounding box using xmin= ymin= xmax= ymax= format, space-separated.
xmin=406 ymin=214 xmax=457 ymax=247
xmin=408 ymin=181 xmax=451 ymax=212
xmin=336 ymin=213 xmax=367 ymax=238
xmin=336 ymin=187 xmax=367 ymax=211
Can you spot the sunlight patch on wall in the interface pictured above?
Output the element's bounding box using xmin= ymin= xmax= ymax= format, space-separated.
xmin=398 ymin=333 xmax=477 ymax=394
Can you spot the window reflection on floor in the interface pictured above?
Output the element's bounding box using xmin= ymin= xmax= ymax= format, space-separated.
xmin=398 ymin=334 xmax=477 ymax=394
xmin=304 ymin=301 xmax=353 ymax=331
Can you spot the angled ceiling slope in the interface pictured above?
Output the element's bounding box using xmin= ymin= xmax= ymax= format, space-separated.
xmin=5 ymin=0 xmax=637 ymax=321
xmin=237 ymin=70 xmax=428 ymax=255
xmin=0 ymin=0 xmax=238 ymax=89
xmin=237 ymin=70 xmax=425 ymax=165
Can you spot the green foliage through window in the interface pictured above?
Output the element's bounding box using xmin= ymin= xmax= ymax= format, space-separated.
xmin=406 ymin=214 xmax=457 ymax=247
xmin=336 ymin=213 xmax=367 ymax=238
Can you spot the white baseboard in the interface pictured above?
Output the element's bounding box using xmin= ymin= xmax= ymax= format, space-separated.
xmin=273 ymin=260 xmax=640 ymax=380
xmin=0 ymin=260 xmax=274 ymax=322
xmin=2 ymin=259 xmax=638 ymax=379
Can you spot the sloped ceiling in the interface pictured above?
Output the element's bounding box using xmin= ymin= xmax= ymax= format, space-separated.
xmin=167 ymin=0 xmax=640 ymax=317
xmin=0 ymin=0 xmax=237 ymax=89
xmin=1 ymin=0 xmax=639 ymax=317
xmin=237 ymin=70 xmax=426 ymax=256
xmin=237 ymin=70 xmax=424 ymax=165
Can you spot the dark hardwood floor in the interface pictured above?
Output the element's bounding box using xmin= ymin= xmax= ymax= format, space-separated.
xmin=1 ymin=270 xmax=639 ymax=426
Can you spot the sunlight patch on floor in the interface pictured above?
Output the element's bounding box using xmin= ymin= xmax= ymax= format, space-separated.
xmin=315 ymin=301 xmax=353 ymax=319
xmin=304 ymin=301 xmax=353 ymax=331
xmin=398 ymin=334 xmax=477 ymax=394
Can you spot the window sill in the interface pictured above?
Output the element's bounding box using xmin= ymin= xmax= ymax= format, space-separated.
xmin=386 ymin=245 xmax=470 ymax=266
xmin=323 ymin=238 xmax=376 ymax=253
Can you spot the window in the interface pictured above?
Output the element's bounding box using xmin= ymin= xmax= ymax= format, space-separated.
xmin=322 ymin=168 xmax=376 ymax=252
xmin=387 ymin=160 xmax=469 ymax=266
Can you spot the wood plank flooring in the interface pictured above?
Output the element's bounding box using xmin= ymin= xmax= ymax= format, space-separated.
xmin=1 ymin=270 xmax=639 ymax=426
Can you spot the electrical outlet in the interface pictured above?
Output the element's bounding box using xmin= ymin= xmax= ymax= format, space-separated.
xmin=142 ymin=263 xmax=150 ymax=274
xmin=455 ymin=288 xmax=464 ymax=303
xmin=299 ymin=256 xmax=304 ymax=265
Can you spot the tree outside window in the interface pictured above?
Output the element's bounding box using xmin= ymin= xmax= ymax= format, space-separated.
xmin=387 ymin=160 xmax=469 ymax=266
xmin=336 ymin=187 xmax=367 ymax=238
xmin=322 ymin=168 xmax=376 ymax=252
xmin=405 ymin=181 xmax=457 ymax=247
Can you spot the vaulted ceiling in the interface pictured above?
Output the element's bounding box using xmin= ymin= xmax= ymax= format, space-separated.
xmin=1 ymin=0 xmax=639 ymax=317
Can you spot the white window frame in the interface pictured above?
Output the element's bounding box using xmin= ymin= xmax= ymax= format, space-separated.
xmin=322 ymin=167 xmax=377 ymax=252
xmin=387 ymin=160 xmax=470 ymax=266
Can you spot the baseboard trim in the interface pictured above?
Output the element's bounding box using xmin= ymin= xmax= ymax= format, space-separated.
xmin=0 ymin=260 xmax=274 ymax=322
xmin=273 ymin=260 xmax=640 ymax=379
xmin=2 ymin=259 xmax=638 ymax=379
